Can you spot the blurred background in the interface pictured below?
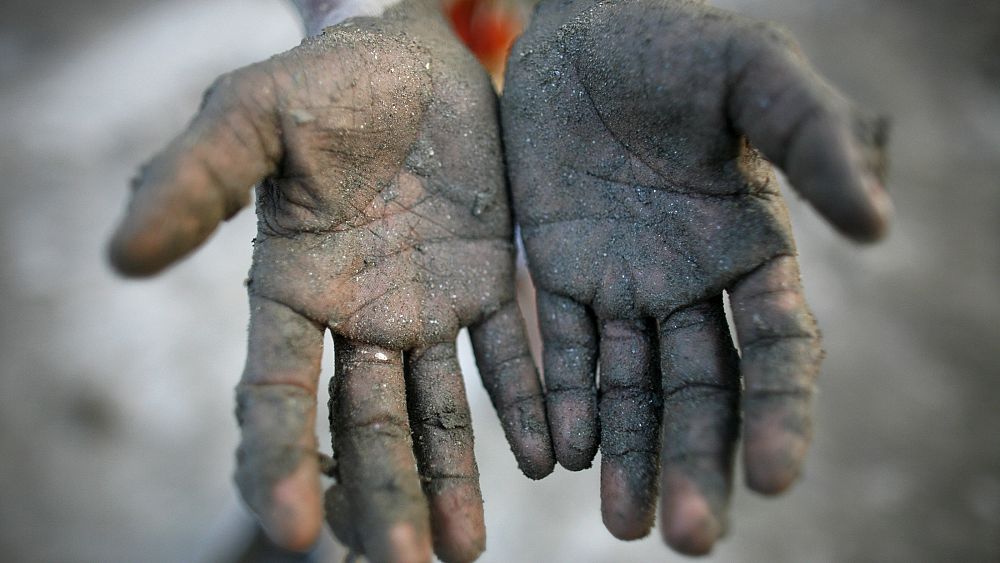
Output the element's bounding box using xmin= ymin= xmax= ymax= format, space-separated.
xmin=0 ymin=0 xmax=997 ymax=561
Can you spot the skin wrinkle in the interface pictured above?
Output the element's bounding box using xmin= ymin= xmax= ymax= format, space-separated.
xmin=571 ymin=53 xmax=705 ymax=195
xmin=503 ymin=0 xmax=889 ymax=554
xmin=662 ymin=380 xmax=737 ymax=398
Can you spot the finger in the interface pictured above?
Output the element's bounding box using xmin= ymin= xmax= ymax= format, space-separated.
xmin=235 ymin=296 xmax=325 ymax=552
xmin=727 ymin=24 xmax=891 ymax=242
xmin=235 ymin=523 xmax=318 ymax=562
xmin=324 ymin=482 xmax=359 ymax=554
xmin=407 ymin=343 xmax=485 ymax=563
xmin=536 ymin=289 xmax=599 ymax=471
xmin=469 ymin=301 xmax=555 ymax=479
xmin=330 ymin=338 xmax=432 ymax=563
xmin=657 ymin=298 xmax=741 ymax=556
xmin=597 ymin=319 xmax=660 ymax=541
xmin=729 ymin=255 xmax=822 ymax=495
xmin=109 ymin=65 xmax=282 ymax=276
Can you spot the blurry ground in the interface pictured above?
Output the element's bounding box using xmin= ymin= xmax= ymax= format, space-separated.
xmin=0 ymin=0 xmax=997 ymax=561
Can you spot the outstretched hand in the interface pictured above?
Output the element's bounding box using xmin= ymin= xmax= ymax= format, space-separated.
xmin=109 ymin=5 xmax=553 ymax=561
xmin=502 ymin=0 xmax=890 ymax=554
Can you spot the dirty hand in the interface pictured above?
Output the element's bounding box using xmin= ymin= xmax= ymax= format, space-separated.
xmin=502 ymin=0 xmax=890 ymax=554
xmin=109 ymin=8 xmax=554 ymax=562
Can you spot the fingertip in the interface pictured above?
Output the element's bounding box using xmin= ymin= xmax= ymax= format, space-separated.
xmin=660 ymin=503 xmax=721 ymax=557
xmin=743 ymin=425 xmax=809 ymax=495
xmin=813 ymin=180 xmax=892 ymax=245
xmin=784 ymin=112 xmax=894 ymax=245
xmin=554 ymin=440 xmax=596 ymax=472
xmin=435 ymin=531 xmax=486 ymax=563
xmin=429 ymin=486 xmax=486 ymax=563
xmin=259 ymin=461 xmax=324 ymax=552
xmin=468 ymin=303 xmax=556 ymax=480
xmin=495 ymin=389 xmax=555 ymax=479
xmin=547 ymin=397 xmax=598 ymax=471
xmin=265 ymin=517 xmax=322 ymax=554
xmin=600 ymin=460 xmax=655 ymax=541
xmin=744 ymin=447 xmax=805 ymax=496
xmin=513 ymin=434 xmax=556 ymax=480
xmin=605 ymin=518 xmax=652 ymax=542
xmin=107 ymin=232 xmax=165 ymax=278
xmin=388 ymin=522 xmax=435 ymax=563
xmin=520 ymin=455 xmax=557 ymax=480
xmin=660 ymin=474 xmax=723 ymax=556
xmin=324 ymin=484 xmax=358 ymax=550
xmin=522 ymin=456 xmax=556 ymax=480
xmin=843 ymin=177 xmax=893 ymax=244
xmin=604 ymin=515 xmax=652 ymax=542
xmin=500 ymin=404 xmax=556 ymax=479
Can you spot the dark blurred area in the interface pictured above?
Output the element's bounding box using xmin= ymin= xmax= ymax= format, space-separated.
xmin=0 ymin=0 xmax=997 ymax=561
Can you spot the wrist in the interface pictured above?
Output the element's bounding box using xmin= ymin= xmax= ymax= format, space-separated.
xmin=291 ymin=0 xmax=405 ymax=35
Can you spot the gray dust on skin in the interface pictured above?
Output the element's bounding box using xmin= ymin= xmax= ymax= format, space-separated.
xmin=501 ymin=0 xmax=879 ymax=489
xmin=504 ymin=0 xmax=870 ymax=317
xmin=234 ymin=385 xmax=314 ymax=516
xmin=245 ymin=0 xmax=517 ymax=351
xmin=219 ymin=0 xmax=540 ymax=553
xmin=469 ymin=305 xmax=552 ymax=457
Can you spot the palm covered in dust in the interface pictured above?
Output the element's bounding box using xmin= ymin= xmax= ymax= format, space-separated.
xmin=503 ymin=0 xmax=891 ymax=554
xmin=109 ymin=3 xmax=552 ymax=562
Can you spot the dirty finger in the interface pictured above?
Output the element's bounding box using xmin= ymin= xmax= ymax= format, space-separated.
xmin=407 ymin=342 xmax=485 ymax=563
xmin=469 ymin=300 xmax=555 ymax=479
xmin=536 ymin=289 xmax=599 ymax=471
xmin=235 ymin=295 xmax=325 ymax=552
xmin=657 ymin=298 xmax=741 ymax=556
xmin=330 ymin=337 xmax=432 ymax=563
xmin=729 ymin=255 xmax=822 ymax=495
xmin=597 ymin=318 xmax=661 ymax=541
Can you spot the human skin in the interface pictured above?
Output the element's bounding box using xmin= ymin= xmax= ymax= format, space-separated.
xmin=108 ymin=0 xmax=554 ymax=561
xmin=502 ymin=0 xmax=891 ymax=555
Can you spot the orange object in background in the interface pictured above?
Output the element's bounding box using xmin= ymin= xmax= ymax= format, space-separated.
xmin=446 ymin=0 xmax=524 ymax=88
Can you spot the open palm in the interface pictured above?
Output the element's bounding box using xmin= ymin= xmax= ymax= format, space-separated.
xmin=110 ymin=5 xmax=553 ymax=562
xmin=502 ymin=0 xmax=890 ymax=554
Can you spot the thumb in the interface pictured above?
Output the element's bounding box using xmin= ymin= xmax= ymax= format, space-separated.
xmin=727 ymin=24 xmax=892 ymax=243
xmin=108 ymin=64 xmax=282 ymax=276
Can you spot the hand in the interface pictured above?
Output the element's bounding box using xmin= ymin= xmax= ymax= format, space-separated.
xmin=109 ymin=6 xmax=554 ymax=562
xmin=502 ymin=0 xmax=890 ymax=554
